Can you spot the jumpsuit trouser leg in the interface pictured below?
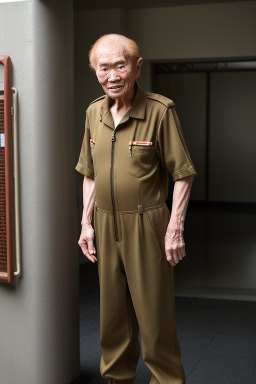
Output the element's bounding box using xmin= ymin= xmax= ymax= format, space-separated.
xmin=95 ymin=203 xmax=185 ymax=384
xmin=95 ymin=207 xmax=140 ymax=381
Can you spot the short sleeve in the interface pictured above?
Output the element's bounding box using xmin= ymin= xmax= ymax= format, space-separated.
xmin=156 ymin=105 xmax=197 ymax=182
xmin=75 ymin=112 xmax=94 ymax=179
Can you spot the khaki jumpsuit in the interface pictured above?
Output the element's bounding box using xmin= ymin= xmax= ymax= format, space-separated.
xmin=76 ymin=82 xmax=197 ymax=384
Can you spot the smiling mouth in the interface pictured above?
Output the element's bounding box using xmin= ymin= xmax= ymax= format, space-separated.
xmin=108 ymin=85 xmax=123 ymax=90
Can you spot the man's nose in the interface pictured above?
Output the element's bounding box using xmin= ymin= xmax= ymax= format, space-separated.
xmin=108 ymin=69 xmax=120 ymax=82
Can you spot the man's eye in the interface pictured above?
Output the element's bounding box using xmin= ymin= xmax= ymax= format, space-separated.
xmin=101 ymin=68 xmax=107 ymax=72
xmin=118 ymin=65 xmax=124 ymax=69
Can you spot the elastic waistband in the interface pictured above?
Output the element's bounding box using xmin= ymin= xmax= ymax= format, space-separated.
xmin=95 ymin=202 xmax=166 ymax=215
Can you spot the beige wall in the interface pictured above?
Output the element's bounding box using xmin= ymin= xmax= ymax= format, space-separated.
xmin=0 ymin=1 xmax=79 ymax=383
xmin=126 ymin=1 xmax=256 ymax=60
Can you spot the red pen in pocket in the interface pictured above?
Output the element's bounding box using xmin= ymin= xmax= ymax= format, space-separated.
xmin=128 ymin=141 xmax=153 ymax=157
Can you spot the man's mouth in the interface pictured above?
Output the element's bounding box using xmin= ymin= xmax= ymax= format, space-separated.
xmin=108 ymin=85 xmax=123 ymax=90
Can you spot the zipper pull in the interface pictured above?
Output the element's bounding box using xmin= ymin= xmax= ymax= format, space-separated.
xmin=112 ymin=130 xmax=116 ymax=142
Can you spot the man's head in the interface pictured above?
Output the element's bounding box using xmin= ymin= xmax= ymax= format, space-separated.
xmin=89 ymin=34 xmax=143 ymax=100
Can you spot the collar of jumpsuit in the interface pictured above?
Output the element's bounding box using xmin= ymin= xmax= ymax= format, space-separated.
xmin=100 ymin=82 xmax=147 ymax=129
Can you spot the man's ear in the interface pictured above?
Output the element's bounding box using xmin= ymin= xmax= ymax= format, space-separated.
xmin=135 ymin=57 xmax=143 ymax=78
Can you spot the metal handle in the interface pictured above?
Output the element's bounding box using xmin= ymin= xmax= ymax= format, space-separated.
xmin=12 ymin=87 xmax=21 ymax=277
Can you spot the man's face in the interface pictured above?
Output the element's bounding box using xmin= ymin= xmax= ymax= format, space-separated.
xmin=94 ymin=40 xmax=142 ymax=100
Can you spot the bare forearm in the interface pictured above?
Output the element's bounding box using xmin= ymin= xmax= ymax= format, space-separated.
xmin=164 ymin=175 xmax=194 ymax=266
xmin=168 ymin=175 xmax=194 ymax=233
xmin=81 ymin=176 xmax=96 ymax=226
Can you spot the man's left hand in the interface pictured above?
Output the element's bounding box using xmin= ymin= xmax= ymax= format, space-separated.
xmin=165 ymin=229 xmax=186 ymax=266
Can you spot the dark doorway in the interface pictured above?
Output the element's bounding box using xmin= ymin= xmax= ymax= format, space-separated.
xmin=152 ymin=59 xmax=256 ymax=299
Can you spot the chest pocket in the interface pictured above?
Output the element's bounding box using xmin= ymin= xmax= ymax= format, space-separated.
xmin=126 ymin=141 xmax=157 ymax=178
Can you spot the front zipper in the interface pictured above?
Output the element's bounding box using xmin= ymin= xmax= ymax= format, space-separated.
xmin=111 ymin=129 xmax=119 ymax=242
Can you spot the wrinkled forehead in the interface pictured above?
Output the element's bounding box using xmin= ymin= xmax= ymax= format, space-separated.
xmin=95 ymin=42 xmax=130 ymax=65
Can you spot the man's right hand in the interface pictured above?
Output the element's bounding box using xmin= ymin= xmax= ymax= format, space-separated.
xmin=78 ymin=223 xmax=97 ymax=263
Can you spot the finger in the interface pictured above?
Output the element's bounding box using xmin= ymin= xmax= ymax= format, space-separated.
xmin=87 ymin=239 xmax=96 ymax=255
xmin=83 ymin=246 xmax=97 ymax=262
xmin=84 ymin=252 xmax=97 ymax=263
xmin=78 ymin=238 xmax=88 ymax=255
xmin=177 ymin=246 xmax=185 ymax=260
xmin=78 ymin=238 xmax=97 ymax=262
xmin=165 ymin=252 xmax=176 ymax=265
xmin=166 ymin=251 xmax=178 ymax=266
xmin=171 ymin=250 xmax=179 ymax=264
xmin=167 ymin=257 xmax=176 ymax=267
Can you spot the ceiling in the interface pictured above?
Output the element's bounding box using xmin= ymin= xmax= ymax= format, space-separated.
xmin=74 ymin=0 xmax=254 ymax=11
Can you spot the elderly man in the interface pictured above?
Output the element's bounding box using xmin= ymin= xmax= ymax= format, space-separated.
xmin=76 ymin=34 xmax=197 ymax=384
